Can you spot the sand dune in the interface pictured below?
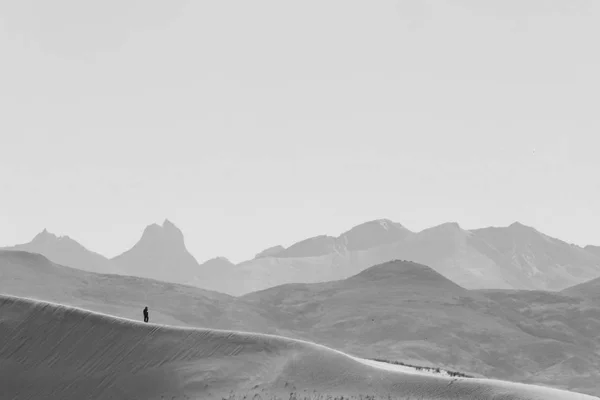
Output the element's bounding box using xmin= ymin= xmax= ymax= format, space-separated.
xmin=0 ymin=295 xmax=596 ymax=400
xmin=3 ymin=252 xmax=600 ymax=395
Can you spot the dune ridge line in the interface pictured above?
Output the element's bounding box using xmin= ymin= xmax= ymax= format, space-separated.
xmin=0 ymin=294 xmax=597 ymax=400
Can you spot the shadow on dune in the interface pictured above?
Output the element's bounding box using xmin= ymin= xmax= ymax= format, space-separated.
xmin=0 ymin=295 xmax=596 ymax=400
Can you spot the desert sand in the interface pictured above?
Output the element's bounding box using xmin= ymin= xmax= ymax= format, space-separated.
xmin=3 ymin=251 xmax=600 ymax=396
xmin=0 ymin=294 xmax=596 ymax=400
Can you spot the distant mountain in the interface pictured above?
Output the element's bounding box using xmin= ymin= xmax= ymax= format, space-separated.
xmin=254 ymin=245 xmax=285 ymax=259
xmin=223 ymin=220 xmax=600 ymax=295
xmin=2 ymin=229 xmax=119 ymax=274
xmin=377 ymin=222 xmax=514 ymax=289
xmin=584 ymin=245 xmax=600 ymax=258
xmin=275 ymin=219 xmax=413 ymax=258
xmin=187 ymin=256 xmax=239 ymax=293
xmin=276 ymin=235 xmax=341 ymax=258
xmin=338 ymin=219 xmax=413 ymax=251
xmin=3 ymin=218 xmax=600 ymax=296
xmin=111 ymin=219 xmax=202 ymax=285
xmin=469 ymin=222 xmax=600 ymax=290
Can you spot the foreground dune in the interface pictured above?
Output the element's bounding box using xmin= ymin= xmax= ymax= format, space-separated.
xmin=0 ymin=295 xmax=596 ymax=400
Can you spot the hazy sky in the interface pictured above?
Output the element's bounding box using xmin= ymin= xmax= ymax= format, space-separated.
xmin=1 ymin=0 xmax=599 ymax=263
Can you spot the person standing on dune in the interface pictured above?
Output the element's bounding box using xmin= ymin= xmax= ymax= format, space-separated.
xmin=143 ymin=306 xmax=149 ymax=323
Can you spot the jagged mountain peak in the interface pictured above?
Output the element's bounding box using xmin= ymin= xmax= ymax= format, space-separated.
xmin=503 ymin=221 xmax=553 ymax=242
xmin=29 ymin=229 xmax=82 ymax=248
xmin=32 ymin=229 xmax=60 ymax=242
xmin=202 ymin=256 xmax=234 ymax=265
xmin=162 ymin=218 xmax=180 ymax=232
xmin=4 ymin=228 xmax=118 ymax=274
xmin=139 ymin=219 xmax=185 ymax=246
xmin=111 ymin=219 xmax=201 ymax=285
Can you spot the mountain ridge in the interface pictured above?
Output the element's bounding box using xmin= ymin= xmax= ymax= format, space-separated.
xmin=1 ymin=228 xmax=120 ymax=274
xmin=110 ymin=219 xmax=203 ymax=285
xmin=3 ymin=218 xmax=600 ymax=294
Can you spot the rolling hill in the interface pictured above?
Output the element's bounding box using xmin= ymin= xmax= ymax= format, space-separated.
xmin=241 ymin=260 xmax=600 ymax=396
xmin=561 ymin=273 xmax=600 ymax=299
xmin=1 ymin=294 xmax=595 ymax=400
xmin=3 ymin=250 xmax=599 ymax=396
xmin=477 ymin=287 xmax=600 ymax=395
xmin=0 ymin=250 xmax=267 ymax=333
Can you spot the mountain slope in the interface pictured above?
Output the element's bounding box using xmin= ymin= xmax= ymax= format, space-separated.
xmin=561 ymin=274 xmax=600 ymax=299
xmin=188 ymin=256 xmax=239 ymax=293
xmin=1 ymin=295 xmax=594 ymax=400
xmin=379 ymin=222 xmax=514 ymax=289
xmin=2 ymin=229 xmax=119 ymax=274
xmin=111 ymin=219 xmax=203 ymax=285
xmin=222 ymin=221 xmax=600 ymax=295
xmin=222 ymin=222 xmax=510 ymax=295
xmin=338 ymin=219 xmax=413 ymax=251
xmin=4 ymin=218 xmax=600 ymax=295
xmin=254 ymin=244 xmax=285 ymax=259
xmin=584 ymin=245 xmax=600 ymax=258
xmin=276 ymin=235 xmax=342 ymax=258
xmin=470 ymin=223 xmax=600 ymax=290
xmin=478 ymin=287 xmax=600 ymax=396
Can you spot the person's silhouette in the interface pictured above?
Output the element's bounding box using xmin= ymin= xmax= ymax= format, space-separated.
xmin=143 ymin=306 xmax=149 ymax=323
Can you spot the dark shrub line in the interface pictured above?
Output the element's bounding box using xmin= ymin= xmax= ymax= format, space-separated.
xmin=370 ymin=358 xmax=474 ymax=378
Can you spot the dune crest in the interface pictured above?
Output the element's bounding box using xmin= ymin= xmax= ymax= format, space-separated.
xmin=0 ymin=295 xmax=596 ymax=400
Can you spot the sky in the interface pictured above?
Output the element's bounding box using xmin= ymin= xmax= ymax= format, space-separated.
xmin=1 ymin=0 xmax=599 ymax=263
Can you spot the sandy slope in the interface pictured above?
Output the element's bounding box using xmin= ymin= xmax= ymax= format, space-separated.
xmin=4 ymin=252 xmax=600 ymax=395
xmin=0 ymin=295 xmax=596 ymax=400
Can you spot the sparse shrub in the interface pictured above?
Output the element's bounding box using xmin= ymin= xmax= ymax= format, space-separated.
xmin=371 ymin=358 xmax=473 ymax=378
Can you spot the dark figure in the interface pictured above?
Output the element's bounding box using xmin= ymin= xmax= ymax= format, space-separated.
xmin=143 ymin=306 xmax=149 ymax=323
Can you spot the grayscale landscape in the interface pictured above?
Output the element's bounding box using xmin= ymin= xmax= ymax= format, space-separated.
xmin=2 ymin=244 xmax=600 ymax=397
xmin=6 ymin=218 xmax=600 ymax=296
xmin=2 ymin=0 xmax=600 ymax=399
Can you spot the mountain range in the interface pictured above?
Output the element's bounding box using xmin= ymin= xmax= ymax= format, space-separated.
xmin=2 ymin=250 xmax=600 ymax=396
xmin=4 ymin=229 xmax=120 ymax=274
xmin=3 ymin=218 xmax=600 ymax=295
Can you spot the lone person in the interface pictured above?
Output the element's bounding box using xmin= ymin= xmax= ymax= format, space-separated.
xmin=143 ymin=306 xmax=149 ymax=323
